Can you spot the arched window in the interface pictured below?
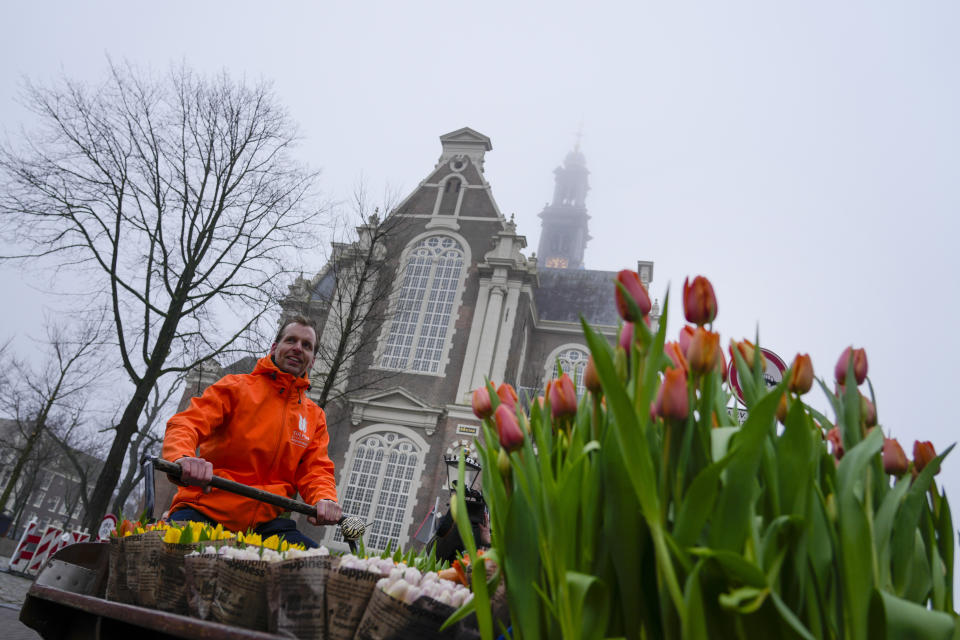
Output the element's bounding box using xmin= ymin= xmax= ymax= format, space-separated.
xmin=379 ymin=236 xmax=465 ymax=373
xmin=550 ymin=347 xmax=589 ymax=396
xmin=333 ymin=429 xmax=424 ymax=551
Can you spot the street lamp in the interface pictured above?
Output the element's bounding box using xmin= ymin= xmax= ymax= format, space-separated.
xmin=443 ymin=448 xmax=482 ymax=494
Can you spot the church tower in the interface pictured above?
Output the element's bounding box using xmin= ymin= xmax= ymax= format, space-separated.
xmin=536 ymin=145 xmax=591 ymax=269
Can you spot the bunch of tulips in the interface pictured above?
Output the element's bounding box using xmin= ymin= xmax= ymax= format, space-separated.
xmin=448 ymin=271 xmax=957 ymax=640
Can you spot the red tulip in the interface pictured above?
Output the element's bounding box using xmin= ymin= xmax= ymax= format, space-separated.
xmin=683 ymin=276 xmax=718 ymax=326
xmin=834 ymin=347 xmax=868 ymax=386
xmin=686 ymin=328 xmax=720 ymax=376
xmin=494 ymin=405 xmax=525 ymax=452
xmin=497 ymin=383 xmax=518 ymax=409
xmin=827 ymin=427 xmax=844 ymax=461
xmin=678 ymin=325 xmax=695 ymax=356
xmin=614 ymin=270 xmax=651 ymax=322
xmin=654 ymin=367 xmax=689 ymax=421
xmin=472 ymin=387 xmax=494 ymax=419
xmin=664 ymin=341 xmax=689 ymax=374
xmin=584 ymin=356 xmax=602 ymax=394
xmin=883 ymin=438 xmax=909 ymax=476
xmin=549 ymin=373 xmax=578 ymax=420
xmin=913 ymin=441 xmax=939 ymax=475
xmin=788 ymin=354 xmax=814 ymax=395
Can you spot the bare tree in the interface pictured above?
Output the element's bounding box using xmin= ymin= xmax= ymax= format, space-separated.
xmin=282 ymin=186 xmax=406 ymax=408
xmin=0 ymin=322 xmax=101 ymax=515
xmin=0 ymin=62 xmax=326 ymax=530
xmin=110 ymin=372 xmax=185 ymax=514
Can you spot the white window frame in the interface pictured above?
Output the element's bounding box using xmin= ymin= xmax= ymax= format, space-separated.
xmin=327 ymin=424 xmax=428 ymax=552
xmin=374 ymin=232 xmax=471 ymax=376
xmin=544 ymin=343 xmax=591 ymax=397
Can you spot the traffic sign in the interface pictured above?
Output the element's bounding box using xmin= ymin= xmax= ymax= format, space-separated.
xmin=727 ymin=348 xmax=787 ymax=406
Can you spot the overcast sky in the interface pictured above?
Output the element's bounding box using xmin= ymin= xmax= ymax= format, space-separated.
xmin=2 ymin=0 xmax=958 ymax=553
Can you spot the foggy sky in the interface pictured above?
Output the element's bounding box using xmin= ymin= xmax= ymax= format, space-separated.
xmin=2 ymin=0 xmax=958 ymax=562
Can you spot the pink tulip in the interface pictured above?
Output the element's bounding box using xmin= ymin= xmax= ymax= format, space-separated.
xmin=683 ymin=276 xmax=718 ymax=326
xmin=549 ymin=373 xmax=578 ymax=420
xmin=654 ymin=367 xmax=688 ymax=421
xmin=614 ymin=270 xmax=651 ymax=322
xmin=495 ymin=405 xmax=525 ymax=452
xmin=472 ymin=387 xmax=494 ymax=419
xmin=883 ymin=438 xmax=908 ymax=476
xmin=834 ymin=347 xmax=868 ymax=386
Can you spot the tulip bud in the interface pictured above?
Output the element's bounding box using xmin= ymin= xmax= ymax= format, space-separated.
xmin=686 ymin=328 xmax=720 ymax=376
xmin=682 ymin=276 xmax=718 ymax=326
xmin=497 ymin=446 xmax=512 ymax=480
xmin=584 ymin=356 xmax=602 ymax=394
xmin=913 ymin=441 xmax=939 ymax=475
xmin=776 ymin=393 xmax=788 ymax=424
xmin=787 ymin=354 xmax=814 ymax=395
xmin=654 ymin=367 xmax=688 ymax=421
xmin=549 ymin=373 xmax=578 ymax=420
xmin=826 ymin=427 xmax=844 ymax=461
xmin=496 ymin=383 xmax=518 ymax=410
xmin=664 ymin=342 xmax=689 ymax=374
xmin=494 ymin=405 xmax=525 ymax=452
xmin=471 ymin=387 xmax=494 ymax=419
xmin=729 ymin=339 xmax=766 ymax=371
xmin=678 ymin=325 xmax=695 ymax=357
xmin=614 ymin=270 xmax=651 ymax=322
xmin=834 ymin=347 xmax=868 ymax=386
xmin=860 ymin=394 xmax=877 ymax=428
xmin=882 ymin=438 xmax=909 ymax=476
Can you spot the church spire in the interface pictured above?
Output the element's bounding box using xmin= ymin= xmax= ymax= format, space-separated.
xmin=537 ymin=141 xmax=591 ymax=269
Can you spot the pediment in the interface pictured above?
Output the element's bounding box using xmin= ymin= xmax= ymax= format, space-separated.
xmin=348 ymin=387 xmax=443 ymax=434
xmin=439 ymin=127 xmax=492 ymax=151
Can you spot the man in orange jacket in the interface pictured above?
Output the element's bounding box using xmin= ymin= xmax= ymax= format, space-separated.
xmin=162 ymin=316 xmax=341 ymax=547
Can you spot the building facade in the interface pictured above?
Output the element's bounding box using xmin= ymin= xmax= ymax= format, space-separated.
xmin=178 ymin=128 xmax=657 ymax=551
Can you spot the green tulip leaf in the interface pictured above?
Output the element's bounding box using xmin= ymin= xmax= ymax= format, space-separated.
xmin=689 ymin=547 xmax=767 ymax=588
xmin=674 ymin=454 xmax=733 ymax=547
xmin=566 ymin=571 xmax=610 ymax=640
xmin=718 ymin=586 xmax=769 ymax=613
xmin=869 ymin=589 xmax=956 ymax=640
xmin=682 ymin=560 xmax=710 ymax=640
xmin=769 ymin=589 xmax=817 ymax=640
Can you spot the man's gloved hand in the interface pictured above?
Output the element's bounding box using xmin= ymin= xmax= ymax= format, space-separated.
xmin=175 ymin=456 xmax=213 ymax=493
xmin=310 ymin=499 xmax=342 ymax=526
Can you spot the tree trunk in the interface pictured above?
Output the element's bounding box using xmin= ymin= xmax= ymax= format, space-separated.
xmin=0 ymin=423 xmax=43 ymax=513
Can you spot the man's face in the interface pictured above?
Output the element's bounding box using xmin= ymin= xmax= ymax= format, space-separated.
xmin=270 ymin=323 xmax=317 ymax=378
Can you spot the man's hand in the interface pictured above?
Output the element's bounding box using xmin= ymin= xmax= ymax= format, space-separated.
xmin=310 ymin=499 xmax=342 ymax=526
xmin=177 ymin=456 xmax=213 ymax=493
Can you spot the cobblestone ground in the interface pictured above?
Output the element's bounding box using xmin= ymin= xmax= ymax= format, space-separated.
xmin=0 ymin=558 xmax=43 ymax=639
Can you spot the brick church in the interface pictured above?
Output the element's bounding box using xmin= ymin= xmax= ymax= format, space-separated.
xmin=177 ymin=127 xmax=657 ymax=551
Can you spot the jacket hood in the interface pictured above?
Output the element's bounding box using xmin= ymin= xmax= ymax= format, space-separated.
xmin=252 ymin=355 xmax=312 ymax=389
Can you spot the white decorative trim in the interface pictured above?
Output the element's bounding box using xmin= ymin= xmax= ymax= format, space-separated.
xmin=372 ymin=230 xmax=472 ymax=377
xmin=326 ymin=424 xmax=430 ymax=552
xmin=543 ymin=343 xmax=590 ymax=392
xmin=348 ymin=387 xmax=443 ymax=436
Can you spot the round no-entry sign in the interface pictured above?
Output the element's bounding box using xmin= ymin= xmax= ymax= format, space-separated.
xmin=727 ymin=348 xmax=787 ymax=406
xmin=98 ymin=514 xmax=118 ymax=541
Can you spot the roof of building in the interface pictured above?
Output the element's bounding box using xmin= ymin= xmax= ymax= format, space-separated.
xmin=534 ymin=268 xmax=620 ymax=327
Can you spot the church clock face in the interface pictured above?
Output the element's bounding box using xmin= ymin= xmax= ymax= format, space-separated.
xmin=545 ymin=256 xmax=569 ymax=268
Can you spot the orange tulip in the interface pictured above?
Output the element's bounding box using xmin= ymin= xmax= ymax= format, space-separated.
xmin=882 ymin=438 xmax=909 ymax=476
xmin=776 ymin=393 xmax=789 ymax=424
xmin=682 ymin=276 xmax=718 ymax=326
xmin=834 ymin=347 xmax=868 ymax=386
xmin=496 ymin=383 xmax=518 ymax=410
xmin=472 ymin=387 xmax=494 ymax=419
xmin=614 ymin=270 xmax=651 ymax=322
xmin=686 ymin=328 xmax=720 ymax=376
xmin=729 ymin=339 xmax=766 ymax=370
xmin=654 ymin=367 xmax=688 ymax=421
xmin=788 ymin=354 xmax=814 ymax=395
xmin=549 ymin=373 xmax=578 ymax=420
xmin=913 ymin=441 xmax=939 ymax=475
xmin=664 ymin=341 xmax=689 ymax=374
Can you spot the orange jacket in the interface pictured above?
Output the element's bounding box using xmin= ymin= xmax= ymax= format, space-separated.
xmin=162 ymin=356 xmax=337 ymax=531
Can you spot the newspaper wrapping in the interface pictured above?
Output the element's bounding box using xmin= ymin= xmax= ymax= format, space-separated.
xmin=211 ymin=556 xmax=271 ymax=631
xmin=266 ymin=554 xmax=335 ymax=639
xmin=184 ymin=552 xmax=221 ymax=620
xmin=325 ymin=565 xmax=382 ymax=640
xmin=353 ymin=588 xmax=481 ymax=640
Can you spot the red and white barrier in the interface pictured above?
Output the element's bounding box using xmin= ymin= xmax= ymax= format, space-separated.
xmin=7 ymin=518 xmax=40 ymax=573
xmin=26 ymin=524 xmax=63 ymax=574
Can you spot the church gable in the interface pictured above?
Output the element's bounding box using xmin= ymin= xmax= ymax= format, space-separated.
xmin=348 ymin=387 xmax=444 ymax=435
